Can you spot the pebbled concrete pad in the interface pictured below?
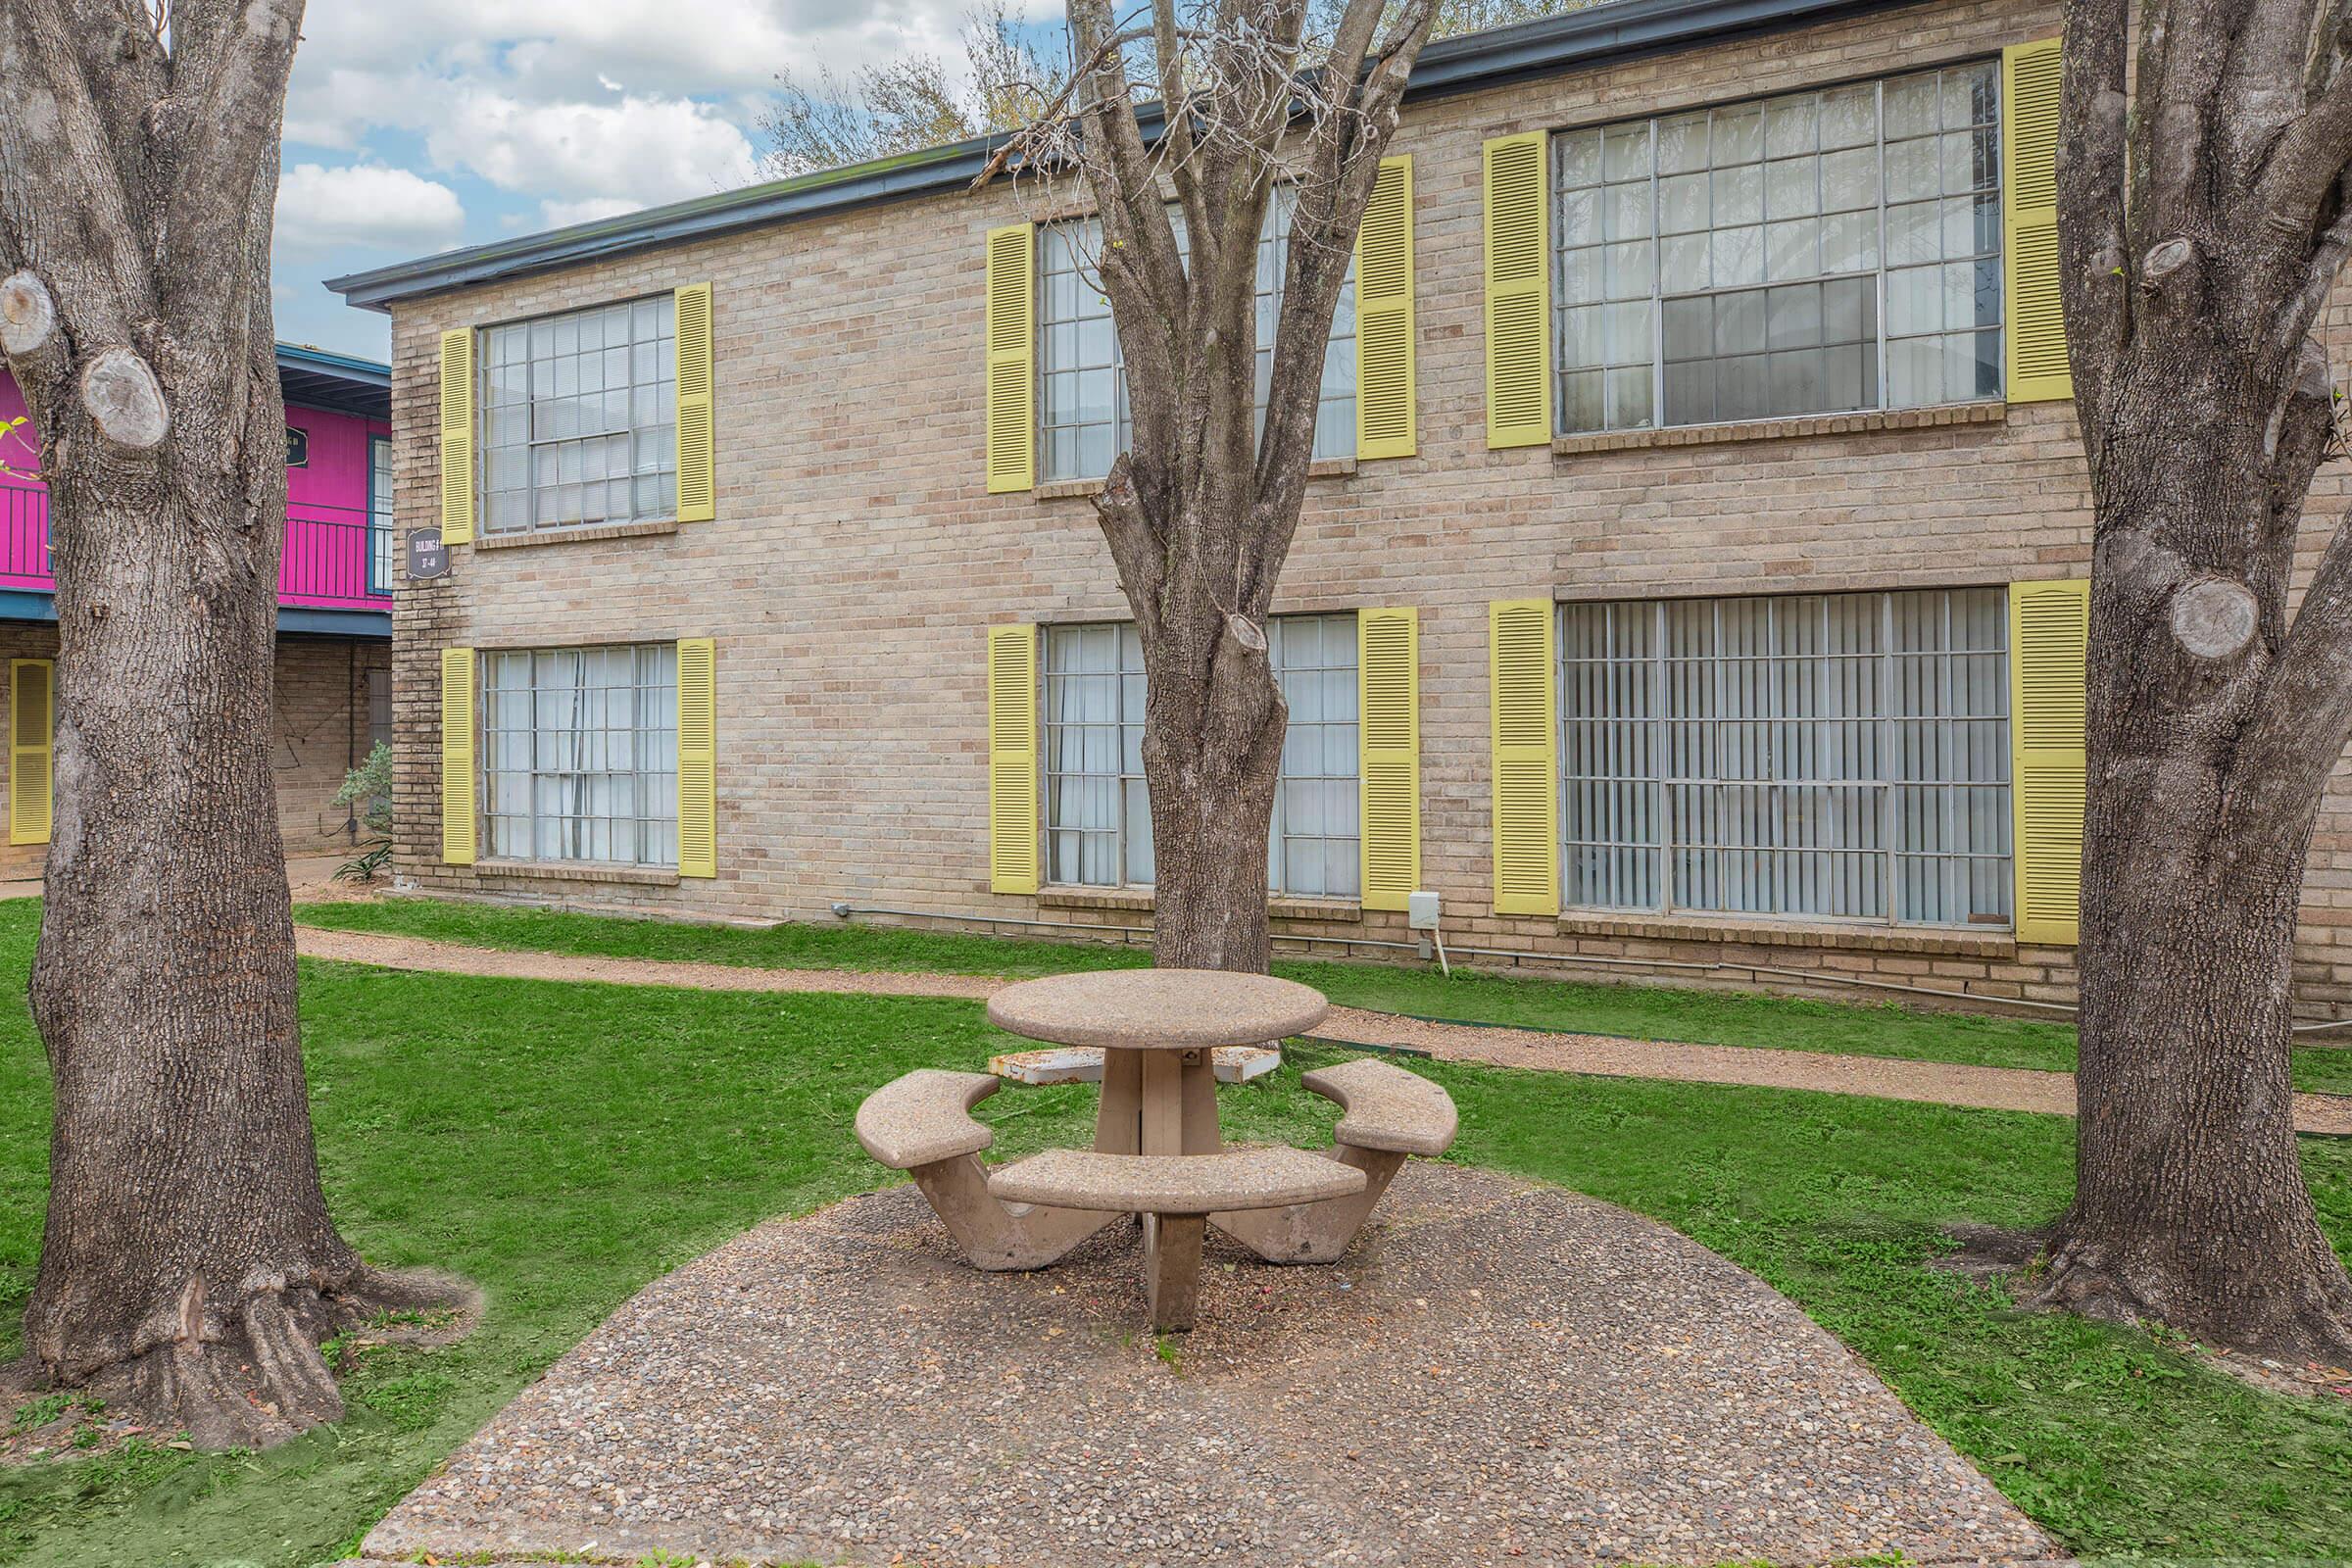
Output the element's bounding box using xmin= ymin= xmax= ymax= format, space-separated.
xmin=361 ymin=1164 xmax=2063 ymax=1568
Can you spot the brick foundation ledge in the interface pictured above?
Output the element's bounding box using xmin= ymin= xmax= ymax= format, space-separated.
xmin=1035 ymin=886 xmax=1364 ymax=922
xmin=1555 ymin=909 xmax=2018 ymax=958
xmin=472 ymin=858 xmax=683 ymax=888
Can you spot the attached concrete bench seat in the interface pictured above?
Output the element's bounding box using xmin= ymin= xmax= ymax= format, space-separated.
xmin=1211 ymin=1055 xmax=1461 ymax=1266
xmin=1302 ymin=1056 xmax=1460 ymax=1156
xmin=991 ymin=1146 xmax=1367 ymax=1215
xmin=854 ymin=1068 xmax=1000 ymax=1169
xmin=853 ymin=1068 xmax=1119 ymax=1271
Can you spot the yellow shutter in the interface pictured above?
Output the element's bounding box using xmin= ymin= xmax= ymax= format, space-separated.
xmin=437 ymin=328 xmax=474 ymax=544
xmin=2010 ymin=578 xmax=2088 ymax=945
xmin=8 ymin=658 xmax=52 ymax=848
xmin=676 ymin=637 xmax=717 ymax=877
xmin=1484 ymin=132 xmax=1551 ymax=449
xmin=1355 ymin=157 xmax=1416 ymax=461
xmin=2003 ymin=38 xmax=2071 ymax=402
xmin=987 ymin=623 xmax=1040 ymax=894
xmin=440 ymin=647 xmax=476 ymax=865
xmin=674 ymin=283 xmax=716 ymax=522
xmin=1357 ymin=608 xmax=1420 ymax=911
xmin=1490 ymin=600 xmax=1559 ymax=915
xmin=985 ymin=222 xmax=1036 ymax=494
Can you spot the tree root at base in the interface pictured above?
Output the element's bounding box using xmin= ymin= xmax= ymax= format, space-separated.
xmin=72 ymin=1265 xmax=479 ymax=1451
xmin=1948 ymin=1223 xmax=2352 ymax=1373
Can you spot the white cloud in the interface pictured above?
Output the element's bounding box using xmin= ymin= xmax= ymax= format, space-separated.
xmin=274 ymin=164 xmax=466 ymax=253
xmin=427 ymin=91 xmax=759 ymax=208
xmin=540 ymin=195 xmax=648 ymax=227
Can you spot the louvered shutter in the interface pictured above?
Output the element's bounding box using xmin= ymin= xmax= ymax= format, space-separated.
xmin=674 ymin=283 xmax=716 ymax=521
xmin=1355 ymin=158 xmax=1416 ymax=461
xmin=8 ymin=659 xmax=52 ymax=848
xmin=985 ymin=223 xmax=1036 ymax=493
xmin=2010 ymin=579 xmax=2087 ymax=944
xmin=440 ymin=647 xmax=476 ymax=864
xmin=987 ymin=623 xmax=1040 ymax=893
xmin=1357 ymin=609 xmax=1420 ymax=911
xmin=1484 ymin=133 xmax=1551 ymax=449
xmin=438 ymin=329 xmax=474 ymax=544
xmin=676 ymin=637 xmax=717 ymax=877
xmin=1490 ymin=600 xmax=1559 ymax=915
xmin=2003 ymin=38 xmax=2071 ymax=402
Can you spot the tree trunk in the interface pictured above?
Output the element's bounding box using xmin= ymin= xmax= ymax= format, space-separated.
xmin=18 ymin=349 xmax=459 ymax=1449
xmin=0 ymin=0 xmax=467 ymax=1448
xmin=1143 ymin=630 xmax=1287 ymax=972
xmin=2037 ymin=368 xmax=2352 ymax=1361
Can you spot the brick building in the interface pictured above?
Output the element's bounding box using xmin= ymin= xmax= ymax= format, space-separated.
xmin=0 ymin=346 xmax=395 ymax=879
xmin=323 ymin=0 xmax=2352 ymax=1016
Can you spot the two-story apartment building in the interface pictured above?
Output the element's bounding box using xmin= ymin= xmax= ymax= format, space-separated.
xmin=324 ymin=0 xmax=2352 ymax=1017
xmin=0 ymin=345 xmax=396 ymax=877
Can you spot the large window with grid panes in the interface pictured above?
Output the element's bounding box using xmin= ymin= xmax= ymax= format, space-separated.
xmin=1036 ymin=192 xmax=1357 ymax=481
xmin=479 ymin=296 xmax=677 ymax=535
xmin=1553 ymin=59 xmax=2002 ymax=434
xmin=482 ymin=644 xmax=678 ymax=865
xmin=1558 ymin=588 xmax=2011 ymax=927
xmin=1042 ymin=614 xmax=1360 ymax=896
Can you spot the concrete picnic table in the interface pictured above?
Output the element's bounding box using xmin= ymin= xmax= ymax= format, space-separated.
xmin=855 ymin=966 xmax=1458 ymax=1333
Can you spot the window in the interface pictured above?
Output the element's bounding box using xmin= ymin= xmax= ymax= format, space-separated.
xmin=1553 ymin=60 xmax=2002 ymax=434
xmin=480 ymin=297 xmax=677 ymax=535
xmin=1559 ymin=588 xmax=2010 ymax=927
xmin=481 ymin=644 xmax=678 ymax=865
xmin=368 ymin=433 xmax=395 ymax=593
xmin=1042 ymin=614 xmax=1360 ymax=896
xmin=366 ymin=665 xmax=392 ymax=757
xmin=1037 ymin=192 xmax=1357 ymax=481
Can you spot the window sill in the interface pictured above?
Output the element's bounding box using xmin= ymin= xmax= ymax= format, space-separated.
xmin=1032 ymin=458 xmax=1356 ymax=502
xmin=474 ymin=858 xmax=682 ymax=887
xmin=475 ymin=517 xmax=681 ymax=550
xmin=1549 ymin=400 xmax=2006 ymax=457
xmin=1556 ymin=907 xmax=2015 ymax=957
xmin=1036 ymin=887 xmax=1363 ymax=922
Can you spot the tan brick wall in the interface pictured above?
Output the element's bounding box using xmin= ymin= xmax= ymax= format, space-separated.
xmin=373 ymin=0 xmax=2352 ymax=1018
xmin=0 ymin=625 xmax=384 ymax=880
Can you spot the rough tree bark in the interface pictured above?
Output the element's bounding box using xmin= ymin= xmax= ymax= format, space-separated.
xmin=986 ymin=0 xmax=1437 ymax=970
xmin=0 ymin=0 xmax=466 ymax=1446
xmin=2038 ymin=0 xmax=2352 ymax=1359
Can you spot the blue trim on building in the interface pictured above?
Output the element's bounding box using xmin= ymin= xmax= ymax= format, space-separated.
xmin=278 ymin=607 xmax=392 ymax=638
xmin=0 ymin=589 xmax=388 ymax=640
xmin=324 ymin=0 xmax=1929 ymax=313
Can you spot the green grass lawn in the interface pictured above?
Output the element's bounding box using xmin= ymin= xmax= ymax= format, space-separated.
xmin=294 ymin=897 xmax=2352 ymax=1096
xmin=0 ymin=897 xmax=2346 ymax=1565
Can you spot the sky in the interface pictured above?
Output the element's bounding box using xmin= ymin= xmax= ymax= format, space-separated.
xmin=272 ymin=0 xmax=1038 ymax=362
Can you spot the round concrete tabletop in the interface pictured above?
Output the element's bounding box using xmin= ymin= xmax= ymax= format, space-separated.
xmin=985 ymin=968 xmax=1330 ymax=1050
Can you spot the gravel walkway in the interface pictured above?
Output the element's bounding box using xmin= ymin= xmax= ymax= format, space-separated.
xmin=292 ymin=925 xmax=2352 ymax=1135
xmin=349 ymin=1164 xmax=2064 ymax=1568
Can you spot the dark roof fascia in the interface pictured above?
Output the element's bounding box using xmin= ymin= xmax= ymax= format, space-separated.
xmin=275 ymin=344 xmax=394 ymax=419
xmin=325 ymin=0 xmax=1929 ymax=313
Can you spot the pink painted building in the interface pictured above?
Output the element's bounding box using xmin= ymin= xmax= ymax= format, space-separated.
xmin=0 ymin=346 xmax=396 ymax=875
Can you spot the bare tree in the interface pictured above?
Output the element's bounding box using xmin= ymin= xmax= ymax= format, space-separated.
xmin=760 ymin=0 xmax=1057 ymax=177
xmin=770 ymin=0 xmax=1586 ymax=179
xmin=0 ymin=0 xmax=465 ymax=1446
xmin=980 ymin=0 xmax=1439 ymax=970
xmin=2039 ymin=0 xmax=2352 ymax=1358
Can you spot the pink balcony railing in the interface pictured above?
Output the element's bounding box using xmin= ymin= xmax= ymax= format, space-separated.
xmin=0 ymin=480 xmax=390 ymax=612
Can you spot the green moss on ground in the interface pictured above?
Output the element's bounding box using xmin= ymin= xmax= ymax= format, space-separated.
xmin=0 ymin=898 xmax=2342 ymax=1563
